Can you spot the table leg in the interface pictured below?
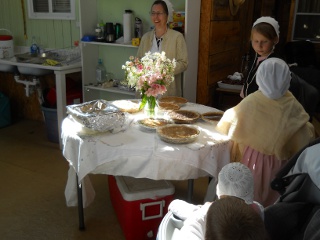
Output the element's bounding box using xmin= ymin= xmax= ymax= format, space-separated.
xmin=76 ymin=174 xmax=85 ymax=230
xmin=187 ymin=179 xmax=194 ymax=202
xmin=54 ymin=67 xmax=82 ymax=149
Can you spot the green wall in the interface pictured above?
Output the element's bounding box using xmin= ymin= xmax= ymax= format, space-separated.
xmin=0 ymin=0 xmax=185 ymax=79
xmin=0 ymin=0 xmax=185 ymax=50
xmin=0 ymin=0 xmax=80 ymax=49
xmin=94 ymin=0 xmax=185 ymax=79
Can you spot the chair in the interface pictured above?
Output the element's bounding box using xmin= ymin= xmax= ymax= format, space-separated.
xmin=284 ymin=41 xmax=318 ymax=68
xmin=265 ymin=138 xmax=320 ymax=240
xmin=284 ymin=41 xmax=320 ymax=118
xmin=289 ymin=72 xmax=320 ymax=121
xmin=156 ymin=211 xmax=184 ymax=240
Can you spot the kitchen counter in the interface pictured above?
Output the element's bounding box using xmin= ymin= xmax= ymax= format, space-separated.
xmin=0 ymin=52 xmax=82 ymax=149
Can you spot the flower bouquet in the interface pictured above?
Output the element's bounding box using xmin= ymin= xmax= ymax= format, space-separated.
xmin=122 ymin=51 xmax=176 ymax=117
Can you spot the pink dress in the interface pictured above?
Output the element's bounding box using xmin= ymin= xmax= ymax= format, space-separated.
xmin=241 ymin=146 xmax=288 ymax=207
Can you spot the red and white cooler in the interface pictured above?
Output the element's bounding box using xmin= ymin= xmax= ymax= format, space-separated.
xmin=108 ymin=176 xmax=175 ymax=240
xmin=0 ymin=29 xmax=14 ymax=59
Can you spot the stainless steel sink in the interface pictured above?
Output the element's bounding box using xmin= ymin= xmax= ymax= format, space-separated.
xmin=17 ymin=66 xmax=53 ymax=76
xmin=0 ymin=62 xmax=18 ymax=73
xmin=15 ymin=53 xmax=54 ymax=76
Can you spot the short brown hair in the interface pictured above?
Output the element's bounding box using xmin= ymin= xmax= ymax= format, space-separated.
xmin=205 ymin=197 xmax=267 ymax=240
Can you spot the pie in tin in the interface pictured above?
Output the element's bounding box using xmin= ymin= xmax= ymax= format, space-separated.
xmin=157 ymin=124 xmax=200 ymax=144
xmin=201 ymin=111 xmax=224 ymax=123
xmin=168 ymin=110 xmax=200 ymax=124
xmin=158 ymin=96 xmax=188 ymax=106
xmin=158 ymin=102 xmax=180 ymax=111
xmin=138 ymin=118 xmax=173 ymax=132
xmin=111 ymin=100 xmax=141 ymax=113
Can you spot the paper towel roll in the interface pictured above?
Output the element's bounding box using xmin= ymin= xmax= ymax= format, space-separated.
xmin=123 ymin=10 xmax=133 ymax=44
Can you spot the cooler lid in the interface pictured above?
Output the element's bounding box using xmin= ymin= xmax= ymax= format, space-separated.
xmin=0 ymin=35 xmax=13 ymax=40
xmin=115 ymin=176 xmax=175 ymax=201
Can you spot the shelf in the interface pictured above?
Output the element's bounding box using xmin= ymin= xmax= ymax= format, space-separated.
xmin=85 ymin=85 xmax=136 ymax=96
xmin=81 ymin=41 xmax=138 ymax=48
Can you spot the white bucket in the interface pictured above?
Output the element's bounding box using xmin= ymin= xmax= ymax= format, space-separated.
xmin=0 ymin=29 xmax=14 ymax=59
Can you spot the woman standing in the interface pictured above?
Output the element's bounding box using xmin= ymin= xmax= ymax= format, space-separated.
xmin=217 ymin=58 xmax=315 ymax=207
xmin=241 ymin=16 xmax=280 ymax=98
xmin=137 ymin=0 xmax=188 ymax=97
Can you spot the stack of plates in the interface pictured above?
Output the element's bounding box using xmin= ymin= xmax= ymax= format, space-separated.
xmin=217 ymin=81 xmax=243 ymax=90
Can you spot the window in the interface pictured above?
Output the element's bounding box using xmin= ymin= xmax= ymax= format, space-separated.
xmin=292 ymin=0 xmax=320 ymax=41
xmin=27 ymin=0 xmax=75 ymax=20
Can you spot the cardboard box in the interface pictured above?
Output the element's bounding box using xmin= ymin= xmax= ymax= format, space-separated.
xmin=132 ymin=38 xmax=140 ymax=46
xmin=169 ymin=22 xmax=184 ymax=29
xmin=108 ymin=176 xmax=175 ymax=240
xmin=173 ymin=11 xmax=185 ymax=22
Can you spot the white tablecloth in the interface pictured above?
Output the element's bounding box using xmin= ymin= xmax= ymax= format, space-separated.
xmin=62 ymin=102 xmax=232 ymax=207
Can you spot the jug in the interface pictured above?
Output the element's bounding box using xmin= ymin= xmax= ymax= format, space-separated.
xmin=135 ymin=17 xmax=142 ymax=38
xmin=105 ymin=22 xmax=115 ymax=43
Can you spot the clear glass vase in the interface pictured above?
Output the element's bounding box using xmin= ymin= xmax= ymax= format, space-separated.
xmin=144 ymin=96 xmax=158 ymax=118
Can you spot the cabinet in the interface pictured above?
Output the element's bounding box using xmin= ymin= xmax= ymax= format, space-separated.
xmin=79 ymin=0 xmax=201 ymax=102
xmin=292 ymin=0 xmax=320 ymax=41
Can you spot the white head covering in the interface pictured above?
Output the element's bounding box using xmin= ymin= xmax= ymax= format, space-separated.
xmin=216 ymin=162 xmax=254 ymax=204
xmin=253 ymin=16 xmax=280 ymax=37
xmin=162 ymin=0 xmax=174 ymax=23
xmin=256 ymin=58 xmax=291 ymax=99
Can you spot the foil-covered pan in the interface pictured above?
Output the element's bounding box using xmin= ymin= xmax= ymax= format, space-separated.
xmin=66 ymin=99 xmax=129 ymax=133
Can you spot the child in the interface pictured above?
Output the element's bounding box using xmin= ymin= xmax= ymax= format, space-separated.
xmin=205 ymin=197 xmax=267 ymax=240
xmin=217 ymin=58 xmax=315 ymax=206
xmin=166 ymin=162 xmax=264 ymax=239
xmin=241 ymin=16 xmax=280 ymax=98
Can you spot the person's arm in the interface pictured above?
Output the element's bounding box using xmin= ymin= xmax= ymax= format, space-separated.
xmin=136 ymin=32 xmax=151 ymax=58
xmin=173 ymin=33 xmax=188 ymax=75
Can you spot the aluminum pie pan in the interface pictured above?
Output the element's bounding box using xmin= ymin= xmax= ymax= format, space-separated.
xmin=157 ymin=124 xmax=200 ymax=144
xmin=201 ymin=111 xmax=224 ymax=123
xmin=158 ymin=96 xmax=188 ymax=106
xmin=110 ymin=100 xmax=141 ymax=113
xmin=168 ymin=110 xmax=200 ymax=124
xmin=66 ymin=99 xmax=128 ymax=132
xmin=158 ymin=102 xmax=180 ymax=111
xmin=138 ymin=118 xmax=174 ymax=132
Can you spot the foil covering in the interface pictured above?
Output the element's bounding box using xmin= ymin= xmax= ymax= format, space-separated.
xmin=66 ymin=99 xmax=129 ymax=133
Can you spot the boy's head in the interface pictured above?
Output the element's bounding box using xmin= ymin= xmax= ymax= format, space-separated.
xmin=205 ymin=197 xmax=267 ymax=240
xmin=216 ymin=162 xmax=254 ymax=204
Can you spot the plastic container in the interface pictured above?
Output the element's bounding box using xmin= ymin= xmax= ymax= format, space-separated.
xmin=41 ymin=106 xmax=59 ymax=143
xmin=135 ymin=17 xmax=143 ymax=38
xmin=96 ymin=59 xmax=106 ymax=84
xmin=95 ymin=28 xmax=104 ymax=42
xmin=0 ymin=92 xmax=11 ymax=128
xmin=123 ymin=10 xmax=133 ymax=43
xmin=30 ymin=36 xmax=39 ymax=56
xmin=108 ymin=175 xmax=175 ymax=240
xmin=0 ymin=29 xmax=14 ymax=59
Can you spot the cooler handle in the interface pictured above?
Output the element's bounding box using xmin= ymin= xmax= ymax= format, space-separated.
xmin=0 ymin=29 xmax=12 ymax=35
xmin=140 ymin=200 xmax=165 ymax=221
